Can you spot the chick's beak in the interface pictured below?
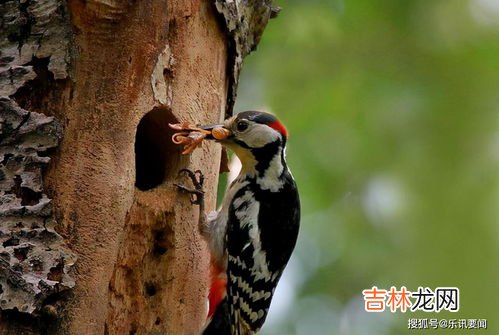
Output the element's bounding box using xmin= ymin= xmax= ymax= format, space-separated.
xmin=198 ymin=124 xmax=232 ymax=141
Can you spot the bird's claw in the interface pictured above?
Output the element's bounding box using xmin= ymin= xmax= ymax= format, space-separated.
xmin=179 ymin=169 xmax=204 ymax=189
xmin=175 ymin=169 xmax=205 ymax=205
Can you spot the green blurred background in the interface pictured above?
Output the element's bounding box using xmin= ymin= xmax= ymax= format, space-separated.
xmin=232 ymin=0 xmax=499 ymax=334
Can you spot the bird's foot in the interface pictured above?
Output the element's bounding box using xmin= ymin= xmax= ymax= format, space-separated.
xmin=174 ymin=169 xmax=205 ymax=205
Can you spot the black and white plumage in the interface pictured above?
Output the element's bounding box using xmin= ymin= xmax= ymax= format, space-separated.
xmin=200 ymin=111 xmax=300 ymax=335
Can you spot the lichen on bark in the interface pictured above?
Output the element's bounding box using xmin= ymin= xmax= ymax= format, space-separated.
xmin=0 ymin=0 xmax=71 ymax=83
xmin=0 ymin=0 xmax=74 ymax=319
xmin=214 ymin=0 xmax=279 ymax=117
xmin=0 ymin=98 xmax=76 ymax=314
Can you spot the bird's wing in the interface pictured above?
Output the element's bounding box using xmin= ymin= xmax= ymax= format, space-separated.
xmin=226 ymin=192 xmax=279 ymax=334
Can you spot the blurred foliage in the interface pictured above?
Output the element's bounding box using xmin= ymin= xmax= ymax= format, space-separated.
xmin=234 ymin=0 xmax=499 ymax=334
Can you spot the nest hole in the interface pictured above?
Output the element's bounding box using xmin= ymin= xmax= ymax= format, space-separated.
xmin=152 ymin=230 xmax=168 ymax=256
xmin=144 ymin=282 xmax=157 ymax=297
xmin=135 ymin=108 xmax=182 ymax=191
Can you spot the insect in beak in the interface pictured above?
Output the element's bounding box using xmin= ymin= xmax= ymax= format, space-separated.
xmin=169 ymin=122 xmax=231 ymax=154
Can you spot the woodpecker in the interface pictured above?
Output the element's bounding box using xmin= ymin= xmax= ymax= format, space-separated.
xmin=177 ymin=111 xmax=300 ymax=335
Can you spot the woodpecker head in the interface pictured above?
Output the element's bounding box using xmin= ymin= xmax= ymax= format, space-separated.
xmin=201 ymin=111 xmax=289 ymax=177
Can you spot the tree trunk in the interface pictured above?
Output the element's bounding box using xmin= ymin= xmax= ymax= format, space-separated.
xmin=0 ymin=0 xmax=275 ymax=334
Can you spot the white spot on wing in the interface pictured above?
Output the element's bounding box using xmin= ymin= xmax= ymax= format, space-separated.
xmin=209 ymin=179 xmax=249 ymax=265
xmin=227 ymin=266 xmax=273 ymax=302
xmin=233 ymin=192 xmax=273 ymax=282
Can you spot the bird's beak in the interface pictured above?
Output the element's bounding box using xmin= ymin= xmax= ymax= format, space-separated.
xmin=198 ymin=124 xmax=232 ymax=141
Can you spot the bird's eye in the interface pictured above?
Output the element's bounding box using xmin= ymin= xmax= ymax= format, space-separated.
xmin=236 ymin=120 xmax=249 ymax=132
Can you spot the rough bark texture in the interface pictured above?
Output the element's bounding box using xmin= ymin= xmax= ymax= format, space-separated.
xmin=0 ymin=98 xmax=76 ymax=315
xmin=1 ymin=0 xmax=76 ymax=331
xmin=0 ymin=0 xmax=275 ymax=334
xmin=214 ymin=0 xmax=279 ymax=117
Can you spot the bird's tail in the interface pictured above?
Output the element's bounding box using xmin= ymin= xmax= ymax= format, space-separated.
xmin=201 ymin=260 xmax=229 ymax=334
xmin=202 ymin=297 xmax=231 ymax=335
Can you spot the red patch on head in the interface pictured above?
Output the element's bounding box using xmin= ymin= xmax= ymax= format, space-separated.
xmin=268 ymin=121 xmax=288 ymax=137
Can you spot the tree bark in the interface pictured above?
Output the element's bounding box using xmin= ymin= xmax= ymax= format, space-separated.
xmin=0 ymin=0 xmax=274 ymax=334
